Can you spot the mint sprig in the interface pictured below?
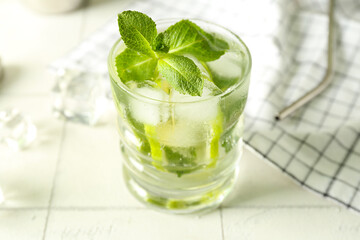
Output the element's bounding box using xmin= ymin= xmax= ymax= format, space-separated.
xmin=116 ymin=11 xmax=229 ymax=96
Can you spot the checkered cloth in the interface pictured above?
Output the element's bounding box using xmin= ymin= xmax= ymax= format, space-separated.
xmin=51 ymin=0 xmax=360 ymax=211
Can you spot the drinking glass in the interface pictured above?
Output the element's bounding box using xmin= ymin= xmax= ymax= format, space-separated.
xmin=108 ymin=19 xmax=251 ymax=214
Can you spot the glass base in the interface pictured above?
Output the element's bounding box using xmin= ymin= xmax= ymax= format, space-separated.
xmin=123 ymin=165 xmax=238 ymax=214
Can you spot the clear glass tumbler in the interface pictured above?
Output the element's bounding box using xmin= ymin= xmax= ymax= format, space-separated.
xmin=108 ymin=19 xmax=251 ymax=214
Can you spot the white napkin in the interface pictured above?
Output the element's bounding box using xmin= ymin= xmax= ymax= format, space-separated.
xmin=51 ymin=0 xmax=360 ymax=211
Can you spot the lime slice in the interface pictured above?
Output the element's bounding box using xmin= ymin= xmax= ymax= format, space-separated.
xmin=207 ymin=110 xmax=223 ymax=167
xmin=144 ymin=124 xmax=164 ymax=170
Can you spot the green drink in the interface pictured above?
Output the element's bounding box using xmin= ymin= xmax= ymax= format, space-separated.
xmin=108 ymin=11 xmax=251 ymax=213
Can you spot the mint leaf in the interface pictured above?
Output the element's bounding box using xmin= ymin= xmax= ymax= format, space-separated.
xmin=118 ymin=11 xmax=157 ymax=57
xmin=153 ymin=33 xmax=169 ymax=53
xmin=158 ymin=54 xmax=203 ymax=96
xmin=115 ymin=48 xmax=158 ymax=82
xmin=163 ymin=20 xmax=229 ymax=61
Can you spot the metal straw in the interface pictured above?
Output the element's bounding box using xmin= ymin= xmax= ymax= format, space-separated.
xmin=275 ymin=0 xmax=335 ymax=121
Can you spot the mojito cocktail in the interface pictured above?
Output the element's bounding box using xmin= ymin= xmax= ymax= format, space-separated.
xmin=108 ymin=11 xmax=251 ymax=213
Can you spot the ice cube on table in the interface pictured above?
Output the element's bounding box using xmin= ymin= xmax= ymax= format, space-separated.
xmin=52 ymin=69 xmax=111 ymax=126
xmin=0 ymin=108 xmax=37 ymax=151
xmin=129 ymin=86 xmax=169 ymax=126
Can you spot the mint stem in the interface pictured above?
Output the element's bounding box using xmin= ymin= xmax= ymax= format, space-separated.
xmin=169 ymin=88 xmax=175 ymax=127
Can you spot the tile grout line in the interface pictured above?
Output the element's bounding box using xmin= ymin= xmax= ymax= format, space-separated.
xmin=0 ymin=204 xmax=339 ymax=211
xmin=41 ymin=121 xmax=67 ymax=240
xmin=219 ymin=207 xmax=225 ymax=240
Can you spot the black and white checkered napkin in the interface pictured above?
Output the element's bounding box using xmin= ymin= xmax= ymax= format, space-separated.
xmin=51 ymin=0 xmax=360 ymax=211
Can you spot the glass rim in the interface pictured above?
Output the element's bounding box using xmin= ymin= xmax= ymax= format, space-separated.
xmin=108 ymin=18 xmax=252 ymax=104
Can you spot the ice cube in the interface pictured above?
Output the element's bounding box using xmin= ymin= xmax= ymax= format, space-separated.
xmin=207 ymin=52 xmax=243 ymax=78
xmin=184 ymin=54 xmax=212 ymax=82
xmin=203 ymin=79 xmax=222 ymax=96
xmin=157 ymin=120 xmax=205 ymax=147
xmin=206 ymin=51 xmax=244 ymax=90
xmin=129 ymin=86 xmax=169 ymax=125
xmin=172 ymin=84 xmax=220 ymax=122
xmin=124 ymin=80 xmax=158 ymax=90
xmin=0 ymin=108 xmax=37 ymax=151
xmin=52 ymin=69 xmax=111 ymax=126
xmin=164 ymin=54 xmax=222 ymax=122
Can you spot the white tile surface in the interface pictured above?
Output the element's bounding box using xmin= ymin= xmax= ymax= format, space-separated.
xmin=222 ymin=207 xmax=360 ymax=240
xmin=0 ymin=96 xmax=63 ymax=207
xmin=45 ymin=209 xmax=222 ymax=240
xmin=51 ymin=113 xmax=141 ymax=207
xmin=0 ymin=1 xmax=359 ymax=239
xmin=0 ymin=209 xmax=47 ymax=240
xmin=222 ymin=148 xmax=331 ymax=207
